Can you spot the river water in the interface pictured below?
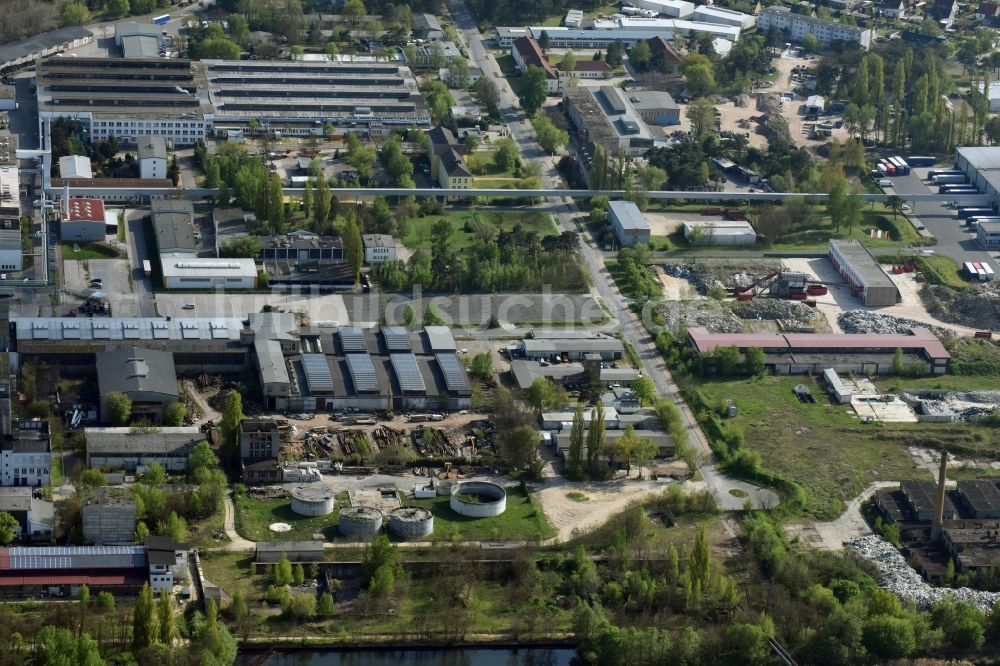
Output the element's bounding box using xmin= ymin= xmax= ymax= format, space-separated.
xmin=238 ymin=647 xmax=578 ymax=666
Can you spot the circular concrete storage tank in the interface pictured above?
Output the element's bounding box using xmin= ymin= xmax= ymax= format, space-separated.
xmin=388 ymin=507 xmax=434 ymax=540
xmin=450 ymin=481 xmax=507 ymax=518
xmin=338 ymin=506 xmax=384 ymax=538
xmin=290 ymin=486 xmax=334 ymax=517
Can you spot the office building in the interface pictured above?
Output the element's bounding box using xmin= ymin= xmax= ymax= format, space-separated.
xmin=608 ymin=200 xmax=652 ymax=247
xmin=363 ymin=234 xmax=396 ymax=263
xmin=36 ymin=57 xmax=211 ymax=147
xmin=757 ymin=7 xmax=873 ymax=50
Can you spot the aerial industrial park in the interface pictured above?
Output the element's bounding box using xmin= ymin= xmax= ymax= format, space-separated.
xmin=0 ymin=0 xmax=999 ymax=663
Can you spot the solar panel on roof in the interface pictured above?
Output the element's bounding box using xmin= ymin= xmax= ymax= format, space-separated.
xmin=345 ymin=353 xmax=378 ymax=392
xmin=338 ymin=326 xmax=367 ymax=352
xmin=435 ymin=352 xmax=469 ymax=392
xmin=302 ymin=353 xmax=335 ymax=392
xmin=382 ymin=326 xmax=411 ymax=351
xmin=390 ymin=353 xmax=426 ymax=393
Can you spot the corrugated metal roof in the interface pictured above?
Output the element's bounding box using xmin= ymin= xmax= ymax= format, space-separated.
xmin=301 ymin=354 xmax=334 ymax=392
xmin=434 ymin=352 xmax=469 ymax=392
xmin=390 ymin=353 xmax=426 ymax=393
xmin=1 ymin=545 xmax=146 ymax=571
xmin=687 ymin=327 xmax=951 ymax=360
xmin=424 ymin=326 xmax=455 ymax=351
xmin=382 ymin=326 xmax=411 ymax=351
xmin=0 ymin=572 xmax=146 ymax=587
xmin=13 ymin=316 xmax=246 ymax=342
xmin=345 ymin=353 xmax=378 ymax=392
xmin=338 ymin=326 xmax=367 ymax=352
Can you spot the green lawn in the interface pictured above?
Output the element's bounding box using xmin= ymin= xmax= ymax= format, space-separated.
xmin=466 ymin=151 xmax=514 ymax=177
xmin=402 ymin=210 xmax=558 ymax=251
xmin=234 ymin=493 xmax=344 ymax=542
xmin=60 ymin=242 xmax=124 ymax=260
xmin=696 ymin=375 xmax=1000 ymax=520
xmin=403 ymin=486 xmax=555 ymax=542
xmin=880 ymin=253 xmax=969 ymax=290
xmin=770 ymin=209 xmax=921 ymax=250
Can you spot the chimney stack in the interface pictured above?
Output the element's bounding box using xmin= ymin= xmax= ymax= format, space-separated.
xmin=62 ymin=182 xmax=70 ymax=218
xmin=931 ymin=450 xmax=948 ymax=541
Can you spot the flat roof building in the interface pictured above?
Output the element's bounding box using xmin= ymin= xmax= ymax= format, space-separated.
xmin=138 ymin=136 xmax=168 ymax=180
xmin=828 ymin=240 xmax=900 ymax=306
xmin=0 ymin=229 xmax=22 ymax=272
xmin=608 ymin=200 xmax=651 ymax=248
xmin=691 ymin=5 xmax=756 ymax=29
xmin=626 ymin=90 xmax=680 ymax=126
xmin=687 ymin=327 xmax=951 ymax=375
xmin=202 ymin=59 xmax=430 ymax=136
xmin=978 ymin=220 xmax=1000 ymax=248
xmin=955 ymin=146 xmax=1000 ymax=213
xmin=161 ymin=258 xmax=258 ymax=290
xmin=564 ymin=86 xmax=655 ymax=158
xmin=363 ymin=234 xmax=396 ymax=264
xmin=630 ymin=0 xmax=695 ymax=18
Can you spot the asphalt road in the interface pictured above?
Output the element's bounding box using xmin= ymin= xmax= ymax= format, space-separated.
xmin=125 ymin=210 xmax=157 ymax=317
xmin=889 ymin=170 xmax=997 ymax=267
xmin=449 ymin=0 xmax=778 ymax=510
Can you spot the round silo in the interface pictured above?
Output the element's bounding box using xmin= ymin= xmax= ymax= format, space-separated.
xmin=450 ymin=481 xmax=507 ymax=518
xmin=338 ymin=506 xmax=384 ymax=538
xmin=290 ymin=486 xmax=335 ymax=517
xmin=388 ymin=507 xmax=434 ymax=540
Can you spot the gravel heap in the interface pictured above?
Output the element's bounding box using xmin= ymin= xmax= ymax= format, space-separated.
xmin=756 ymin=93 xmax=782 ymax=114
xmin=730 ymin=298 xmax=821 ymax=327
xmin=900 ymin=390 xmax=1000 ymax=422
xmin=837 ymin=310 xmax=954 ymax=338
xmin=923 ymin=283 xmax=1000 ymax=333
xmin=846 ymin=535 xmax=1000 ymax=613
xmin=657 ymin=300 xmax=744 ymax=334
xmin=663 ymin=261 xmax=783 ymax=295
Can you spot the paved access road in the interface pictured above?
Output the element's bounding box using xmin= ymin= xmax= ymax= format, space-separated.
xmin=887 ymin=170 xmax=997 ymax=267
xmin=448 ymin=0 xmax=778 ymax=510
xmin=125 ymin=209 xmax=157 ymax=317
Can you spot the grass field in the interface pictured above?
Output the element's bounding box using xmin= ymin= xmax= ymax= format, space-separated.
xmin=60 ymin=242 xmax=124 ymax=260
xmin=234 ymin=493 xmax=346 ymax=542
xmin=403 ymin=486 xmax=555 ymax=542
xmin=402 ymin=210 xmax=557 ymax=251
xmin=696 ymin=375 xmax=1000 ymax=520
xmin=770 ymin=209 xmax=921 ymax=250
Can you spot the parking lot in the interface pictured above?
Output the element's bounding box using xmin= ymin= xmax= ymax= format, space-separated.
xmin=885 ymin=167 xmax=997 ymax=267
xmin=63 ymin=258 xmax=139 ymax=317
xmin=156 ymin=292 xmax=352 ymax=322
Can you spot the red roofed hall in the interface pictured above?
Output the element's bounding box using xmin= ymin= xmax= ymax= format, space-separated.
xmin=687 ymin=327 xmax=950 ymax=375
xmin=60 ymin=197 xmax=107 ymax=242
xmin=511 ymin=37 xmax=560 ymax=93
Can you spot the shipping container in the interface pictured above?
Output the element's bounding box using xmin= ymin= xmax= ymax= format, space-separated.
xmin=958 ymin=207 xmax=995 ymax=219
xmin=932 ymin=174 xmax=967 ymax=184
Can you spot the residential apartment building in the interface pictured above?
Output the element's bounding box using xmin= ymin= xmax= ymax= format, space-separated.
xmin=438 ymin=148 xmax=472 ymax=190
xmin=757 ymin=7 xmax=873 ymax=50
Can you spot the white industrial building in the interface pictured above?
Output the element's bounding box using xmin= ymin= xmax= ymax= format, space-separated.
xmin=608 ymin=200 xmax=651 ymax=247
xmin=160 ymin=258 xmax=258 ymax=290
xmin=955 ymin=146 xmax=1000 ymax=211
xmin=976 ymin=81 xmax=1000 ymax=113
xmin=60 ymin=198 xmax=107 ymax=242
xmin=138 ymin=136 xmax=168 ymax=180
xmin=1 ymin=427 xmax=52 ymax=487
xmin=629 ymin=0 xmax=695 ymax=19
xmin=691 ymin=5 xmax=756 ymax=29
xmin=59 ymin=155 xmax=93 ymax=179
xmin=363 ymin=234 xmax=396 ymax=263
xmin=682 ymin=219 xmax=757 ymax=245
xmin=757 ymin=7 xmax=872 ymax=50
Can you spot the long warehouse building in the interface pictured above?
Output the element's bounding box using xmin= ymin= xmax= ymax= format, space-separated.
xmin=201 ymin=59 xmax=430 ymax=137
xmin=828 ymin=239 xmax=900 ymax=306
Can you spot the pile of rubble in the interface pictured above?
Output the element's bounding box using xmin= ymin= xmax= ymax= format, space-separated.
xmin=657 ymin=300 xmax=744 ymax=334
xmin=837 ymin=310 xmax=953 ymax=338
xmin=900 ymin=390 xmax=1000 ymax=422
xmin=922 ymin=283 xmax=1000 ymax=332
xmin=756 ymin=93 xmax=782 ymax=114
xmin=730 ymin=298 xmax=822 ymax=328
xmin=846 ymin=535 xmax=1000 ymax=613
xmin=662 ymin=261 xmax=783 ymax=295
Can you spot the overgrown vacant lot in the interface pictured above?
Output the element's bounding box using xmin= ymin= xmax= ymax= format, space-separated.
xmin=402 ymin=210 xmax=557 ymax=251
xmin=697 ymin=375 xmax=1000 ymax=520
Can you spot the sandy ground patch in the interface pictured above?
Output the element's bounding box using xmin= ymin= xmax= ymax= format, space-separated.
xmin=785 ymin=481 xmax=896 ymax=550
xmin=655 ymin=267 xmax=701 ymax=301
xmin=642 ymin=211 xmax=687 ymax=236
xmin=781 ymin=258 xmax=979 ymax=336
